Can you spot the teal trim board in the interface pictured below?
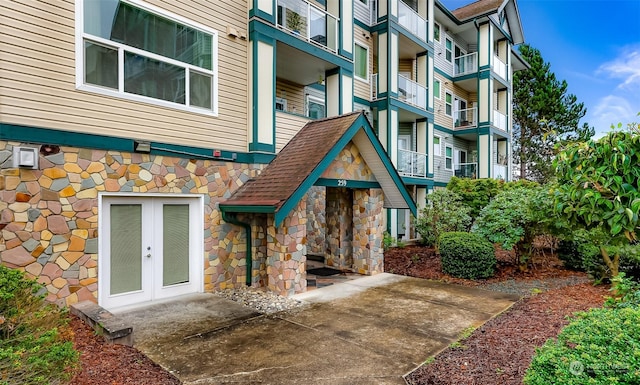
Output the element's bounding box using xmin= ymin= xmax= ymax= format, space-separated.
xmin=315 ymin=178 xmax=381 ymax=189
xmin=249 ymin=28 xmax=276 ymax=154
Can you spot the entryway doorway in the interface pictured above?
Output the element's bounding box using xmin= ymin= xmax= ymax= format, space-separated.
xmin=99 ymin=195 xmax=203 ymax=309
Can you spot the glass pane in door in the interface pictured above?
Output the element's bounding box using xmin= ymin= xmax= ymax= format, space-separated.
xmin=163 ymin=204 xmax=190 ymax=286
xmin=110 ymin=204 xmax=142 ymax=294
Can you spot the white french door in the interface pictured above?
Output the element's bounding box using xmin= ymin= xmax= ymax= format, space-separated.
xmin=99 ymin=195 xmax=202 ymax=309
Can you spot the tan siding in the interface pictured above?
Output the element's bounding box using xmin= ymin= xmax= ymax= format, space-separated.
xmin=354 ymin=26 xmax=373 ymax=101
xmin=275 ymin=79 xmax=305 ymax=115
xmin=433 ymin=74 xmax=451 ymax=128
xmin=0 ymin=0 xmax=249 ymax=152
xmin=275 ymin=112 xmax=309 ymax=151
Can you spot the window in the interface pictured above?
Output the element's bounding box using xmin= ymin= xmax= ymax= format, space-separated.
xmin=445 ymin=92 xmax=452 ymax=116
xmin=433 ymin=79 xmax=441 ymax=99
xmin=445 ymin=146 xmax=453 ymax=170
xmin=433 ymin=136 xmax=441 ymax=156
xmin=306 ymin=95 xmax=325 ymax=119
xmin=78 ymin=0 xmax=218 ymax=114
xmin=434 ymin=23 xmax=440 ymax=42
xmin=275 ymin=97 xmax=287 ymax=112
xmin=354 ymin=42 xmax=369 ymax=81
xmin=445 ymin=38 xmax=452 ymax=62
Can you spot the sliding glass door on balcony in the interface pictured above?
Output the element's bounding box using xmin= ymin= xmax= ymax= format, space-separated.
xmin=276 ymin=0 xmax=338 ymax=52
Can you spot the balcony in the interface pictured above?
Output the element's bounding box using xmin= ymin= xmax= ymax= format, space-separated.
xmin=277 ymin=0 xmax=338 ymax=52
xmin=494 ymin=164 xmax=508 ymax=180
xmin=454 ymin=52 xmax=477 ymax=76
xmin=493 ymin=110 xmax=507 ymax=131
xmin=493 ymin=55 xmax=507 ymax=80
xmin=398 ymin=149 xmax=427 ymax=178
xmin=454 ymin=107 xmax=477 ymax=129
xmin=396 ymin=0 xmax=427 ymax=42
xmin=398 ymin=74 xmax=427 ymax=110
xmin=455 ymin=163 xmax=477 ymax=179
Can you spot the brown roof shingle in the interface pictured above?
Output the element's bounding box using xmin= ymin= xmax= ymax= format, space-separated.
xmin=222 ymin=112 xmax=362 ymax=210
xmin=452 ymin=0 xmax=503 ymax=20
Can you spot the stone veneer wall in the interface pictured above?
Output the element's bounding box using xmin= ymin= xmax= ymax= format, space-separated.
xmin=305 ymin=186 xmax=326 ymax=254
xmin=325 ymin=187 xmax=353 ymax=269
xmin=353 ymin=189 xmax=385 ymax=274
xmin=266 ymin=198 xmax=307 ymax=296
xmin=0 ymin=141 xmax=262 ymax=306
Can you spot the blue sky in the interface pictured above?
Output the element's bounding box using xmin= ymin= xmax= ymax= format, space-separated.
xmin=440 ymin=0 xmax=640 ymax=137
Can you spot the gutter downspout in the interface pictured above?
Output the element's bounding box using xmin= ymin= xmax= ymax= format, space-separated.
xmin=221 ymin=209 xmax=252 ymax=287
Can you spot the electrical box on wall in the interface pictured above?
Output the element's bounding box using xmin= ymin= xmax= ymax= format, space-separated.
xmin=12 ymin=146 xmax=39 ymax=169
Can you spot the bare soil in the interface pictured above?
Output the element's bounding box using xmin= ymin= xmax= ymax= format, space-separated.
xmin=385 ymin=245 xmax=609 ymax=385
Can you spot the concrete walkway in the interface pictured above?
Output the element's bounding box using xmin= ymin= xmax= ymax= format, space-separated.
xmin=117 ymin=273 xmax=519 ymax=385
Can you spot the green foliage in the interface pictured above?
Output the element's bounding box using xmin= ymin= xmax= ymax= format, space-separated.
xmin=524 ymin=304 xmax=640 ymax=384
xmin=513 ymin=44 xmax=588 ymax=183
xmin=438 ymin=232 xmax=496 ymax=279
xmin=605 ymin=273 xmax=640 ymax=308
xmin=554 ymin=116 xmax=640 ymax=276
xmin=446 ymin=177 xmax=502 ymax=220
xmin=382 ymin=232 xmax=405 ymax=250
xmin=0 ymin=265 xmax=78 ymax=385
xmin=472 ymin=186 xmax=551 ymax=266
xmin=415 ymin=189 xmax=472 ymax=247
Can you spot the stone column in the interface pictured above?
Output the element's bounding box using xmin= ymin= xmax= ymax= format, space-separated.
xmin=266 ymin=199 xmax=307 ymax=296
xmin=325 ymin=187 xmax=353 ymax=269
xmin=352 ymin=189 xmax=384 ymax=275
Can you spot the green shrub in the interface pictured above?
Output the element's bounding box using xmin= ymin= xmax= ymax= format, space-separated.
xmin=472 ymin=186 xmax=551 ymax=267
xmin=524 ymin=304 xmax=640 ymax=384
xmin=0 ymin=265 xmax=78 ymax=385
xmin=415 ymin=190 xmax=472 ymax=247
xmin=439 ymin=232 xmax=496 ymax=279
xmin=446 ymin=177 xmax=503 ymax=220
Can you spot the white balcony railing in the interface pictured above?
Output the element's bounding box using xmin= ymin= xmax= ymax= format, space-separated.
xmin=493 ymin=55 xmax=507 ymax=80
xmin=454 ymin=52 xmax=477 ymax=76
xmin=398 ymin=149 xmax=427 ymax=178
xmin=398 ymin=74 xmax=427 ymax=109
xmin=371 ymin=73 xmax=379 ymax=100
xmin=454 ymin=107 xmax=477 ymax=128
xmin=494 ymin=164 xmax=508 ymax=180
xmin=493 ymin=110 xmax=507 ymax=131
xmin=277 ymin=0 xmax=338 ymax=52
xmin=397 ymin=0 xmax=427 ymax=41
xmin=455 ymin=162 xmax=477 ymax=179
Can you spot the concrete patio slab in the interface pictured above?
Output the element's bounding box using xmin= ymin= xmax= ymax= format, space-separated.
xmin=117 ymin=274 xmax=519 ymax=385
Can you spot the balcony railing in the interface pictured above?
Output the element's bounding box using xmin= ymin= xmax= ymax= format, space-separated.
xmin=371 ymin=73 xmax=379 ymax=100
xmin=454 ymin=107 xmax=477 ymax=128
xmin=455 ymin=163 xmax=477 ymax=179
xmin=493 ymin=109 xmax=507 ymax=131
xmin=454 ymin=52 xmax=477 ymax=76
xmin=398 ymin=74 xmax=427 ymax=109
xmin=277 ymin=0 xmax=338 ymax=52
xmin=493 ymin=55 xmax=507 ymax=80
xmin=397 ymin=0 xmax=427 ymax=41
xmin=398 ymin=149 xmax=427 ymax=178
xmin=494 ymin=164 xmax=508 ymax=180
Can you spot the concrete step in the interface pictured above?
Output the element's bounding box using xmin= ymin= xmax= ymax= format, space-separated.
xmin=70 ymin=301 xmax=133 ymax=346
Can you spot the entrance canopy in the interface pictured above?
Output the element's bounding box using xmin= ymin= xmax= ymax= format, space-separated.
xmin=220 ymin=112 xmax=417 ymax=225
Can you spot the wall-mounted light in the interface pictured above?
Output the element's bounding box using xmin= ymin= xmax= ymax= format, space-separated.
xmin=12 ymin=146 xmax=39 ymax=169
xmin=134 ymin=141 xmax=151 ymax=153
xmin=318 ymin=73 xmax=324 ymax=85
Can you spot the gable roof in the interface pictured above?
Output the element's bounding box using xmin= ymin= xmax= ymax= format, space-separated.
xmin=451 ymin=0 xmax=525 ymax=45
xmin=452 ymin=0 xmax=503 ymax=20
xmin=219 ymin=112 xmax=417 ymax=225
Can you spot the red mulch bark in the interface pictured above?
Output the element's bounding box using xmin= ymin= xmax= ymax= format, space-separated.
xmin=69 ymin=316 xmax=180 ymax=385
xmin=385 ymin=245 xmax=610 ymax=385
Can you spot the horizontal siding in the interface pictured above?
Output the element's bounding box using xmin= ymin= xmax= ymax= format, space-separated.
xmin=0 ymin=0 xmax=249 ymax=152
xmin=275 ymin=112 xmax=309 ymax=151
xmin=354 ymin=0 xmax=371 ymax=25
xmin=275 ymin=78 xmax=305 ymax=115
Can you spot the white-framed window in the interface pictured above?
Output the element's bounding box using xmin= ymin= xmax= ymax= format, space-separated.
xmin=306 ymin=95 xmax=325 ymax=119
xmin=433 ymin=136 xmax=441 ymax=156
xmin=433 ymin=79 xmax=441 ymax=99
xmin=354 ymin=42 xmax=369 ymax=82
xmin=76 ymin=0 xmax=218 ymax=115
xmin=275 ymin=97 xmax=287 ymax=112
xmin=445 ymin=145 xmax=453 ymax=170
xmin=445 ymin=38 xmax=452 ymax=62
xmin=434 ymin=23 xmax=441 ymax=42
xmin=445 ymin=91 xmax=452 ymax=116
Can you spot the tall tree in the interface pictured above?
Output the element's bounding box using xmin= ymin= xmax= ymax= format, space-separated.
xmin=513 ymin=44 xmax=590 ymax=183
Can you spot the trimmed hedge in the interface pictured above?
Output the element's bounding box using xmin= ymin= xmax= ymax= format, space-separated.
xmin=524 ymin=305 xmax=640 ymax=384
xmin=439 ymin=232 xmax=496 ymax=279
xmin=0 ymin=265 xmax=78 ymax=385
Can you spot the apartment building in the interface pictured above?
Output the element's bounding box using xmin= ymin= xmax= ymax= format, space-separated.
xmin=0 ymin=0 xmax=525 ymax=310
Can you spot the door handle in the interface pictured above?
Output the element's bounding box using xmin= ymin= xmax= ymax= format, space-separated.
xmin=145 ymin=254 xmax=151 ymax=258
